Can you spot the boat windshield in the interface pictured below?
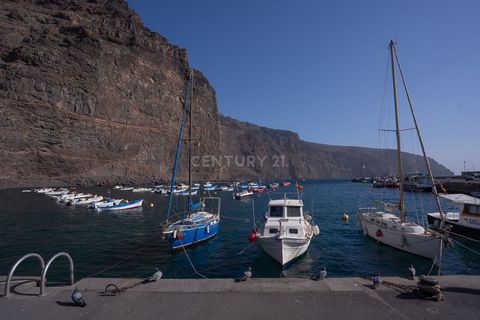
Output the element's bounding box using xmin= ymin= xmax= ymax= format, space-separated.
xmin=287 ymin=206 xmax=301 ymax=217
xmin=269 ymin=206 xmax=284 ymax=217
xmin=464 ymin=204 xmax=480 ymax=215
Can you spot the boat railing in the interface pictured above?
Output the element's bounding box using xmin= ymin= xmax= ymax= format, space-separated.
xmin=3 ymin=252 xmax=74 ymax=297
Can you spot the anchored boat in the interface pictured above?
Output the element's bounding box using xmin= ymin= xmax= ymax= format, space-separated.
xmin=257 ymin=196 xmax=319 ymax=266
xmin=161 ymin=70 xmax=221 ymax=249
xmin=95 ymin=199 xmax=143 ymax=211
xmin=357 ymin=41 xmax=446 ymax=260
xmin=428 ymin=194 xmax=480 ymax=240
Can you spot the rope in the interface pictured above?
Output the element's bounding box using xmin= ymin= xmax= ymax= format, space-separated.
xmin=450 ymin=241 xmax=472 ymax=272
xmin=447 ymin=230 xmax=480 ymax=244
xmin=427 ymin=253 xmax=438 ymax=276
xmin=237 ymin=242 xmax=255 ymax=255
xmin=83 ymin=232 xmax=163 ymax=279
xmin=451 ymin=238 xmax=480 ymax=257
xmin=178 ymin=238 xmax=208 ymax=279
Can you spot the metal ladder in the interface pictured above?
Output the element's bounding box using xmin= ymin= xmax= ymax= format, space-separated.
xmin=3 ymin=252 xmax=74 ymax=297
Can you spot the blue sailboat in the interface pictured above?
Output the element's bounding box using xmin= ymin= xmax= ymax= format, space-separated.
xmin=162 ymin=70 xmax=221 ymax=249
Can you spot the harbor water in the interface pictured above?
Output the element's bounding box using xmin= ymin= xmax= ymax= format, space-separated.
xmin=1 ymin=180 xmax=478 ymax=282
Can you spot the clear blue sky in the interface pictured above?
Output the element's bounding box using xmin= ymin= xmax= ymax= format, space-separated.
xmin=128 ymin=0 xmax=480 ymax=174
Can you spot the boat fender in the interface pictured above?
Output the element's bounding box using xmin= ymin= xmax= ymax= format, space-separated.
xmin=206 ymin=225 xmax=210 ymax=233
xmin=313 ymin=225 xmax=320 ymax=236
xmin=247 ymin=228 xmax=258 ymax=243
xmin=173 ymin=230 xmax=184 ymax=240
xmin=376 ymin=229 xmax=383 ymax=237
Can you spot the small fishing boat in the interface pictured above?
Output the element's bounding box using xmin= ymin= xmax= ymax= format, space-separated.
xmin=119 ymin=186 xmax=134 ymax=191
xmin=68 ymin=195 xmax=104 ymax=206
xmin=282 ymin=182 xmax=291 ymax=187
xmin=132 ymin=187 xmax=152 ymax=193
xmin=256 ymin=197 xmax=319 ymax=266
xmin=88 ymin=197 xmax=122 ymax=209
xmin=96 ymin=199 xmax=143 ymax=211
xmin=179 ymin=189 xmax=198 ymax=196
xmin=204 ymin=185 xmax=216 ymax=191
xmin=250 ymin=186 xmax=266 ymax=193
xmin=403 ymin=173 xmax=437 ymax=192
xmin=233 ymin=190 xmax=253 ymax=199
xmin=427 ymin=194 xmax=480 ymax=240
xmin=35 ymin=187 xmax=53 ymax=193
xmin=269 ymin=183 xmax=279 ymax=189
xmin=44 ymin=188 xmax=69 ymax=196
xmin=58 ymin=193 xmax=92 ymax=203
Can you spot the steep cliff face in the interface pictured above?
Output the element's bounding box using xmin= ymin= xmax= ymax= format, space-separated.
xmin=0 ymin=0 xmax=452 ymax=188
xmin=219 ymin=116 xmax=452 ymax=179
xmin=0 ymin=0 xmax=221 ymax=187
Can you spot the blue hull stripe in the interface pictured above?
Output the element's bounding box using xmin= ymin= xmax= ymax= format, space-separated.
xmin=167 ymin=220 xmax=220 ymax=249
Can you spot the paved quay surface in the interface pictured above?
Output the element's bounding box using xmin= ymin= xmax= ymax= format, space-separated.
xmin=1 ymin=276 xmax=480 ymax=319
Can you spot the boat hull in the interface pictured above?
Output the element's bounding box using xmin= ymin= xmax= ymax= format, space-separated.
xmin=428 ymin=213 xmax=480 ymax=240
xmin=166 ymin=219 xmax=220 ymax=249
xmin=96 ymin=199 xmax=143 ymax=211
xmin=258 ymin=237 xmax=311 ymax=266
xmin=359 ymin=216 xmax=442 ymax=260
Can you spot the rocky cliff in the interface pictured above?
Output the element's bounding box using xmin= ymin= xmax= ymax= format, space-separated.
xmin=0 ymin=0 xmax=452 ymax=188
xmin=219 ymin=116 xmax=452 ymax=179
xmin=0 ymin=0 xmax=221 ymax=187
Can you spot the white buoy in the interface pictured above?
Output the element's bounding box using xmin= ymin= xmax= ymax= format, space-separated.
xmin=150 ymin=203 xmax=154 ymax=208
xmin=313 ymin=225 xmax=320 ymax=236
xmin=342 ymin=213 xmax=349 ymax=221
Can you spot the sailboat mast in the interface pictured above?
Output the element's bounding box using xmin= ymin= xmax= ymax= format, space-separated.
xmin=390 ymin=40 xmax=405 ymax=220
xmin=187 ymin=71 xmax=194 ymax=205
xmin=393 ymin=50 xmax=445 ymax=226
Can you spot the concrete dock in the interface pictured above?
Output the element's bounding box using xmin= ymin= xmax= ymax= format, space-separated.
xmin=1 ymin=276 xmax=480 ymax=319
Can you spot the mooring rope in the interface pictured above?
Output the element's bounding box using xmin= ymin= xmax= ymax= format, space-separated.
xmin=83 ymin=231 xmax=163 ymax=279
xmin=178 ymin=238 xmax=208 ymax=279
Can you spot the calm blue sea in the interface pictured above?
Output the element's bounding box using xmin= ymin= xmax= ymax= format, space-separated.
xmin=0 ymin=180 xmax=478 ymax=283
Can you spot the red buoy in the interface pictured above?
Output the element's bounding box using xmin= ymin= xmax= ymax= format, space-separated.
xmin=247 ymin=228 xmax=257 ymax=243
xmin=176 ymin=231 xmax=184 ymax=240
xmin=376 ymin=229 xmax=383 ymax=237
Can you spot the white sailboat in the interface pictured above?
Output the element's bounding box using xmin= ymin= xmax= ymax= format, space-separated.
xmin=257 ymin=196 xmax=319 ymax=266
xmin=357 ymin=40 xmax=447 ymax=260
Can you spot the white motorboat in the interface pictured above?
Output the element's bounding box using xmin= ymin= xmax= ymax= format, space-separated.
xmin=233 ymin=190 xmax=253 ymax=199
xmin=57 ymin=192 xmax=92 ymax=203
xmin=357 ymin=41 xmax=446 ymax=260
xmin=44 ymin=189 xmax=69 ymax=196
xmin=427 ymin=194 xmax=480 ymax=240
xmin=96 ymin=199 xmax=143 ymax=211
xmin=132 ymin=187 xmax=152 ymax=193
xmin=257 ymin=197 xmax=319 ymax=266
xmin=69 ymin=196 xmax=104 ymax=206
